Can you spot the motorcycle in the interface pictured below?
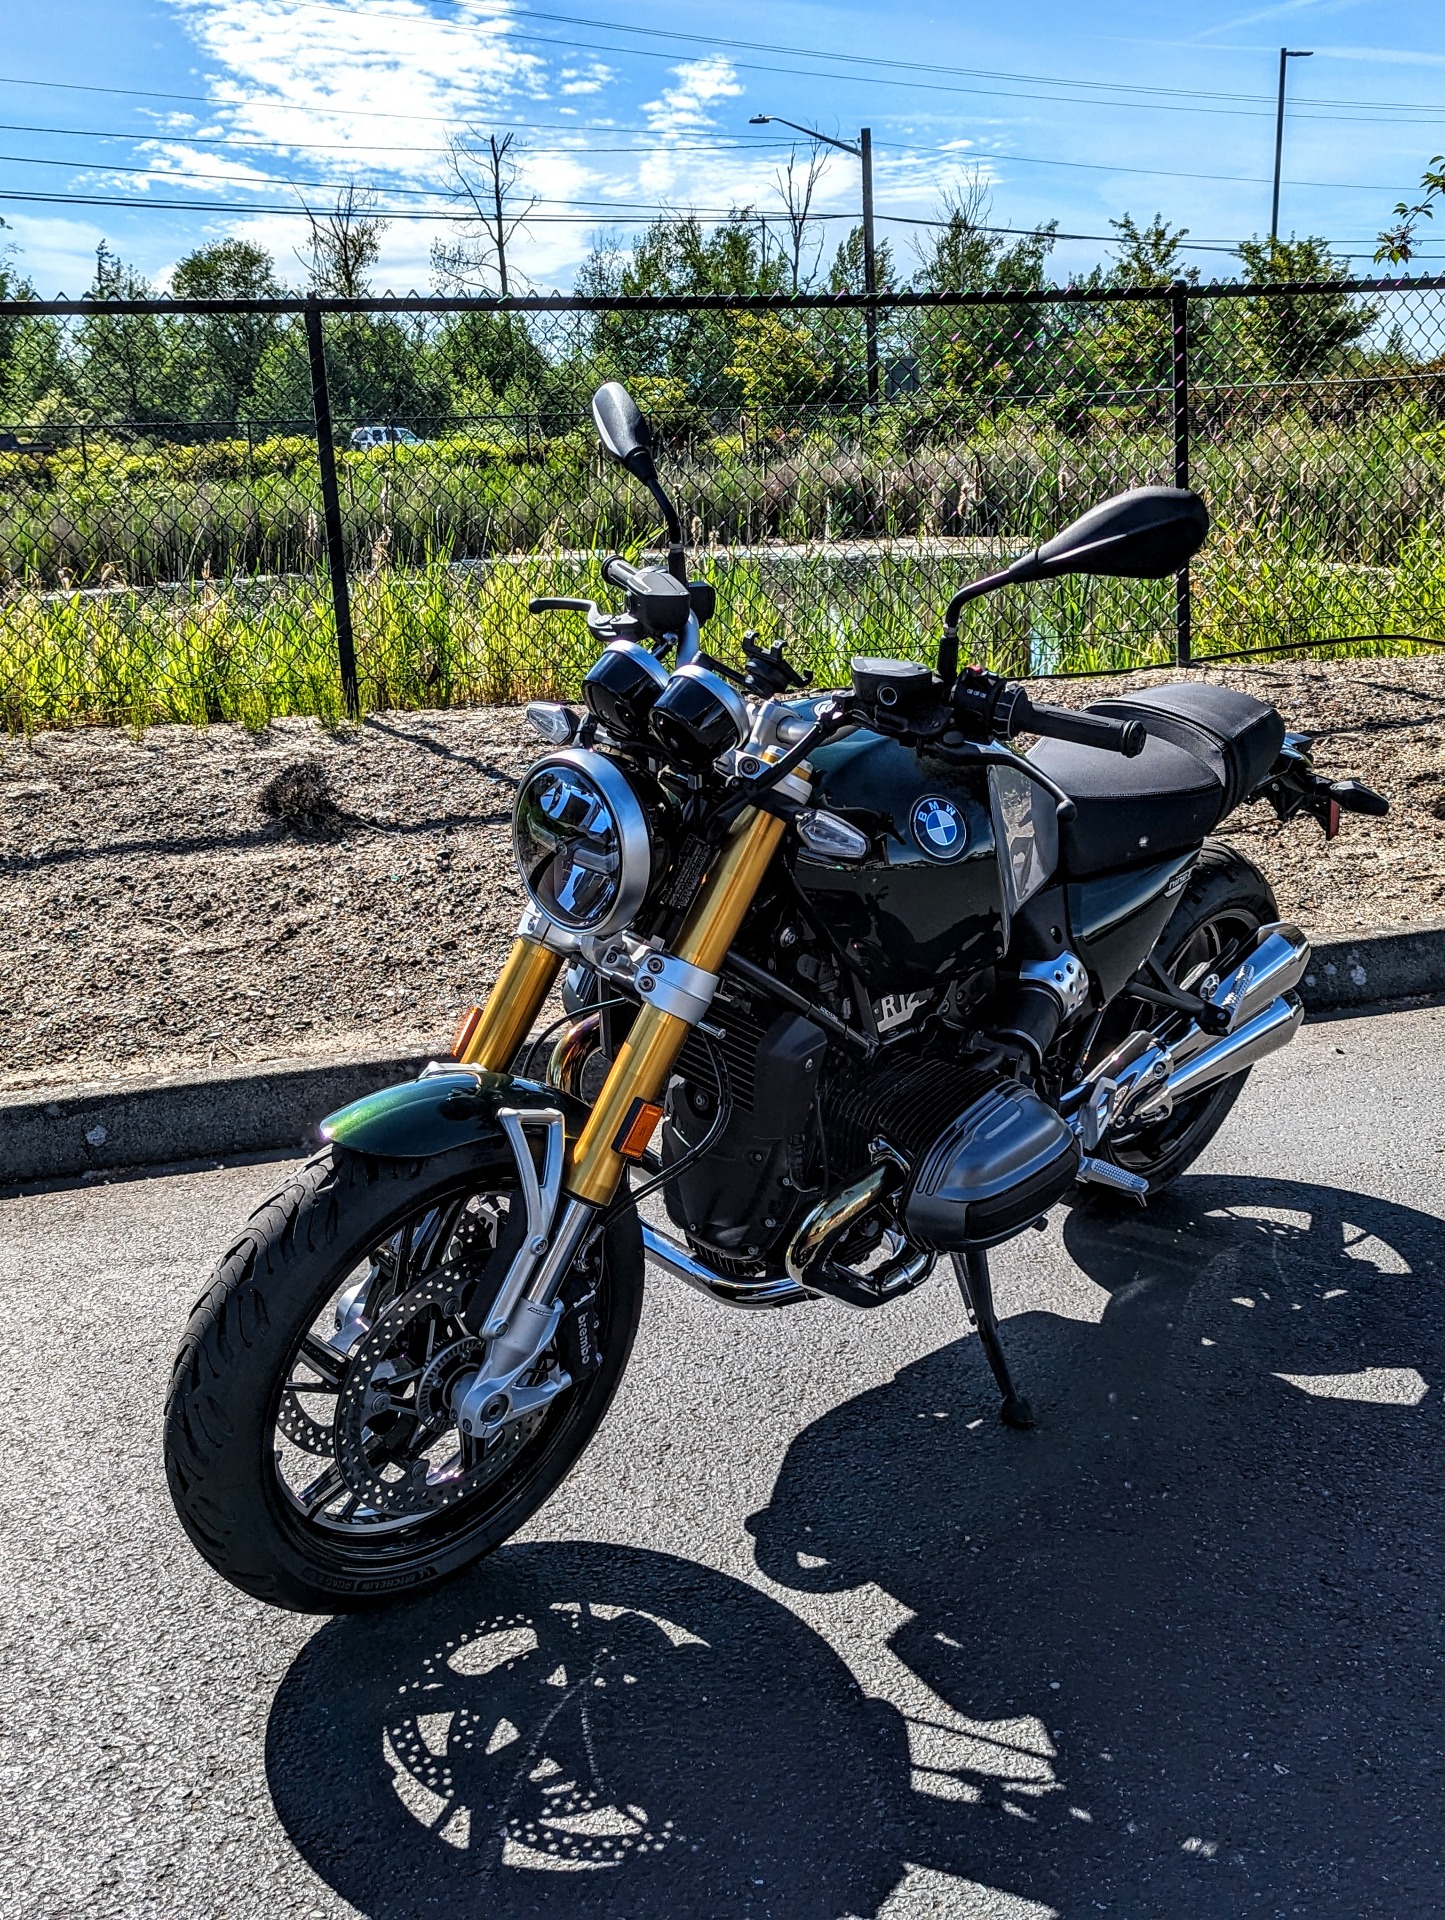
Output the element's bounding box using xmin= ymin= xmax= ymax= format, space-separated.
xmin=164 ymin=382 xmax=1389 ymax=1612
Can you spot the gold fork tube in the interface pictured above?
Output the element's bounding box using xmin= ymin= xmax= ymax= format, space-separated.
xmin=458 ymin=937 xmax=561 ymax=1072
xmin=564 ymin=805 xmax=790 ymax=1206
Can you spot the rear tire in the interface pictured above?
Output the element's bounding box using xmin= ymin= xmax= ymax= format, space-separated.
xmin=1082 ymin=840 xmax=1279 ymax=1197
xmin=164 ymin=1145 xmax=643 ymax=1613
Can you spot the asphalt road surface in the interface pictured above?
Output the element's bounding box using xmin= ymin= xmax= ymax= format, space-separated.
xmin=4 ymin=1003 xmax=1443 ymax=1920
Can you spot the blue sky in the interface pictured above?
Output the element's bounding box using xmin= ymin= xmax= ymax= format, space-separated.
xmin=2 ymin=0 xmax=1444 ymax=295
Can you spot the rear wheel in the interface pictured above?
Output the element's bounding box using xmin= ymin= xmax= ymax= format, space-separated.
xmin=164 ymin=1145 xmax=643 ymax=1613
xmin=1083 ymin=841 xmax=1279 ymax=1196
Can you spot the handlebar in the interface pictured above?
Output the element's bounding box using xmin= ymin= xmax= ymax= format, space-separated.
xmin=1009 ymin=691 xmax=1147 ymax=759
xmin=948 ymin=667 xmax=1148 ymax=757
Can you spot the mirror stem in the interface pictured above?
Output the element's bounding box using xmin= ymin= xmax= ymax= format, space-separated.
xmin=938 ymin=566 xmax=1022 ymax=687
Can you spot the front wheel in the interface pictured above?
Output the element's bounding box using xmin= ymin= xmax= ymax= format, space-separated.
xmin=164 ymin=1145 xmax=643 ymax=1613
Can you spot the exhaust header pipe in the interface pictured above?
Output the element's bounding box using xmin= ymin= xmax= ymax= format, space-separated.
xmin=641 ymin=1223 xmax=814 ymax=1310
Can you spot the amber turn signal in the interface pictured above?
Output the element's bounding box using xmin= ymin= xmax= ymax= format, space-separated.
xmin=612 ymin=1098 xmax=664 ymax=1160
xmin=450 ymin=1004 xmax=484 ymax=1059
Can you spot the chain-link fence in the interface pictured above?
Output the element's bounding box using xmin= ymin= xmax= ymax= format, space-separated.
xmin=2 ymin=278 xmax=1443 ymax=728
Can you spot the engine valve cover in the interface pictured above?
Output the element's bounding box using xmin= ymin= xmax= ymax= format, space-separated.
xmin=904 ymin=1081 xmax=1080 ymax=1250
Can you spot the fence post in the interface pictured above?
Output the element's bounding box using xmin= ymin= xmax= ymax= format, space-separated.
xmin=303 ymin=296 xmax=359 ymax=717
xmin=1170 ymin=279 xmax=1192 ymax=666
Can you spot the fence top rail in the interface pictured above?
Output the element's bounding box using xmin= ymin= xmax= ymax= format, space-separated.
xmin=3 ymin=273 xmax=1445 ymax=321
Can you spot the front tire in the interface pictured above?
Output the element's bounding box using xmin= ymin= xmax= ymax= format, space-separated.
xmin=164 ymin=1145 xmax=643 ymax=1613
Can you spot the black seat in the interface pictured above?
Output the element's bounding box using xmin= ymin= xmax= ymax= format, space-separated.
xmin=1029 ymin=682 xmax=1284 ymax=878
xmin=1090 ymin=682 xmax=1286 ymax=813
xmin=1030 ymin=729 xmax=1227 ymax=877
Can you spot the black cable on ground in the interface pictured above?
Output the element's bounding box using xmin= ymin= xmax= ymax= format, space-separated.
xmin=1021 ymin=632 xmax=1445 ymax=681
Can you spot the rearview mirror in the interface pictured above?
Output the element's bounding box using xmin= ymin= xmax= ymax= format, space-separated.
xmin=592 ymin=382 xmax=656 ymax=477
xmin=1011 ymin=487 xmax=1209 ymax=583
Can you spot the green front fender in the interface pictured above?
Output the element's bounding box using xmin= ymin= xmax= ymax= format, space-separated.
xmin=319 ymin=1069 xmax=590 ymax=1160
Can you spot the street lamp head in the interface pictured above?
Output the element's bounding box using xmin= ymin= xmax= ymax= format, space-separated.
xmin=749 ymin=114 xmax=771 ymax=125
xmin=1285 ymin=48 xmax=1313 ymax=56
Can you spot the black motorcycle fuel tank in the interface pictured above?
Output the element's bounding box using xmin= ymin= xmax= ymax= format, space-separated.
xmin=790 ymin=722 xmax=1007 ymax=996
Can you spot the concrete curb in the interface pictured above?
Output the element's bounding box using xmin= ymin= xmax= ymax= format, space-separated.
xmin=0 ymin=1048 xmax=431 ymax=1191
xmin=1301 ymin=920 xmax=1445 ymax=1012
xmin=4 ymin=922 xmax=1443 ymax=1188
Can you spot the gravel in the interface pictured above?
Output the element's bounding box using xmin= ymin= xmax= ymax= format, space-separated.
xmin=3 ymin=656 xmax=1443 ymax=1096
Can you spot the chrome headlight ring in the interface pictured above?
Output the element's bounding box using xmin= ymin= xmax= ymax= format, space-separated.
xmin=512 ymin=747 xmax=655 ymax=941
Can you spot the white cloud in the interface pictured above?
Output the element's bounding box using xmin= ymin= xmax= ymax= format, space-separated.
xmin=161 ymin=0 xmax=544 ymax=181
xmin=559 ymin=63 xmax=615 ymax=97
xmin=642 ymin=56 xmax=745 ymax=141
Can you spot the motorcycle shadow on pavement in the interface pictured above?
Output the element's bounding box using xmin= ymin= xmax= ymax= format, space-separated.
xmin=266 ymin=1537 xmax=909 ymax=1918
xmin=747 ymin=1171 xmax=1445 ymax=1917
xmin=266 ymin=1171 xmax=1442 ymax=1920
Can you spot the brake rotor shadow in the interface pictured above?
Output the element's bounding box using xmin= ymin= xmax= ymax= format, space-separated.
xmin=266 ymin=1542 xmax=908 ymax=1919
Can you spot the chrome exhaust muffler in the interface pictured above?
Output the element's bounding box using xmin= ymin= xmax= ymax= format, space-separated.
xmin=1075 ymin=923 xmax=1312 ymax=1146
xmin=1170 ymin=922 xmax=1311 ymax=1069
xmin=1131 ymin=992 xmax=1304 ymax=1126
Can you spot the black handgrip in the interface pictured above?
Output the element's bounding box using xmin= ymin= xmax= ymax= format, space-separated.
xmin=528 ymin=596 xmax=593 ymax=614
xmin=601 ymin=554 xmax=647 ymax=593
xmin=1012 ymin=692 xmax=1147 ymax=758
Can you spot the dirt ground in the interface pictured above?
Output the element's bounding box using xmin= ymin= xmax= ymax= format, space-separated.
xmin=3 ymin=656 xmax=1443 ymax=1095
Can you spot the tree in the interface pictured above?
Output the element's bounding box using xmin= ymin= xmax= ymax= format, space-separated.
xmin=296 ymin=185 xmax=387 ymax=298
xmin=73 ymin=243 xmax=189 ymax=426
xmin=726 ymin=311 xmax=832 ymax=420
xmin=578 ymin=212 xmax=788 ymax=411
xmin=904 ymin=187 xmax=1057 ymax=422
xmin=1376 ymin=156 xmax=1445 ymax=265
xmin=431 ymin=130 xmax=537 ymax=298
xmin=170 ymin=240 xmax=284 ymax=423
xmin=1230 ymin=234 xmax=1376 ymax=384
xmin=1106 ymin=213 xmax=1195 ymax=289
xmin=827 ymin=223 xmax=896 ymax=295
xmin=772 ymin=145 xmax=830 ymax=294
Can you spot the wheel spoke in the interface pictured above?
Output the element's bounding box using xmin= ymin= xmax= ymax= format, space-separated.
xmin=297 ymin=1462 xmax=346 ymax=1515
xmin=299 ymin=1335 xmax=347 ymax=1388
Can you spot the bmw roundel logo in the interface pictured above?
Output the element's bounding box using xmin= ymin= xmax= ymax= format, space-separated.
xmin=911 ymin=795 xmax=968 ymax=860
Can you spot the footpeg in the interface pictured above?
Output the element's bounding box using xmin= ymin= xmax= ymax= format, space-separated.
xmin=1077 ymin=1155 xmax=1149 ymax=1202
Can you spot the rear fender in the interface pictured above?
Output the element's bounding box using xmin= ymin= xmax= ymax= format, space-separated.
xmin=319 ymin=1069 xmax=590 ymax=1160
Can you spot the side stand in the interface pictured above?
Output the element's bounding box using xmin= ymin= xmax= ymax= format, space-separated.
xmin=953 ymin=1247 xmax=1034 ymax=1430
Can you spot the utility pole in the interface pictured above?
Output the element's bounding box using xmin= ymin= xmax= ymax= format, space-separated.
xmin=1271 ymin=47 xmax=1313 ymax=245
xmin=750 ymin=113 xmax=880 ymax=405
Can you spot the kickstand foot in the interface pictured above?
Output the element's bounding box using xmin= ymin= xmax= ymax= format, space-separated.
xmin=954 ymin=1248 xmax=1034 ymax=1430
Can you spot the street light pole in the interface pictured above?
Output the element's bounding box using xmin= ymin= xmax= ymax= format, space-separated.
xmin=749 ymin=113 xmax=880 ymax=406
xmin=1270 ymin=47 xmax=1313 ymax=246
xmin=859 ymin=126 xmax=879 ymax=408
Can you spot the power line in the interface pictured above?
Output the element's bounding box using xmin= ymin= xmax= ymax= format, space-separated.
xmin=0 ymin=125 xmax=1417 ymax=199
xmin=0 ymin=117 xmax=794 ymax=157
xmin=219 ymin=0 xmax=1445 ymax=125
xmin=497 ymin=4 xmax=1445 ymax=116
xmin=3 ymin=181 xmax=1433 ymax=258
xmin=5 ymin=43 xmax=1445 ymax=135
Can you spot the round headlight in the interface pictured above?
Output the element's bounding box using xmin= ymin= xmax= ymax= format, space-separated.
xmin=648 ymin=665 xmax=751 ymax=768
xmin=513 ymin=749 xmax=653 ymax=938
xmin=583 ymin=640 xmax=670 ymax=740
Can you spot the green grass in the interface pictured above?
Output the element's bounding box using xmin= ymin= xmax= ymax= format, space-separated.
xmin=4 ymin=531 xmax=1440 ymax=732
